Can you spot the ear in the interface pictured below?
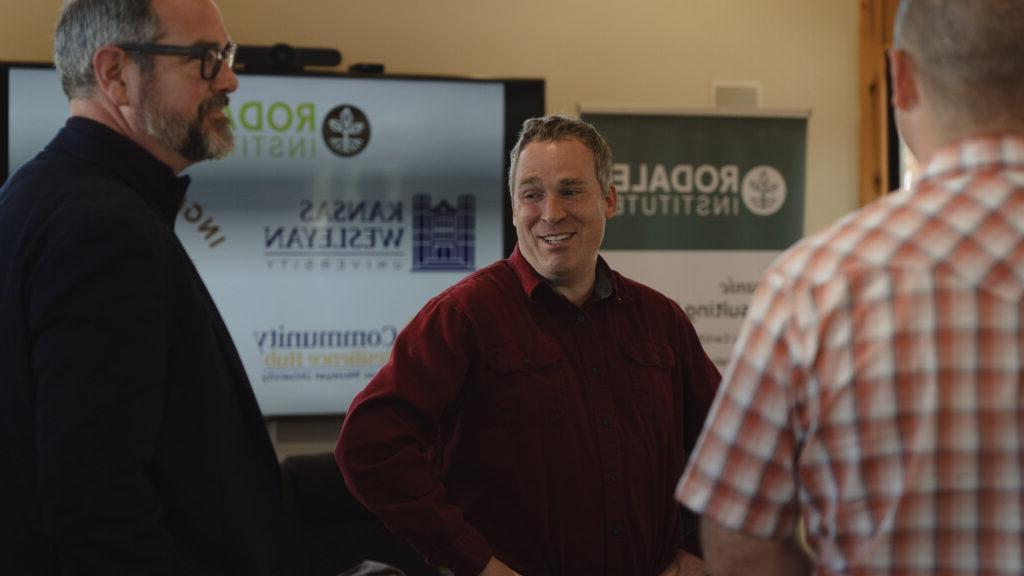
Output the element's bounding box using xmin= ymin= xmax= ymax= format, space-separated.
xmin=91 ymin=45 xmax=133 ymax=106
xmin=603 ymin=184 xmax=618 ymax=219
xmin=888 ymin=48 xmax=920 ymax=112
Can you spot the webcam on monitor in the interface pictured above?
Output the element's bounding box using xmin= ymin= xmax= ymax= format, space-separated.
xmin=236 ymin=43 xmax=342 ymax=72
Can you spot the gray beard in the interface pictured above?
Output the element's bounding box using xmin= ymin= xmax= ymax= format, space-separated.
xmin=141 ymin=90 xmax=233 ymax=163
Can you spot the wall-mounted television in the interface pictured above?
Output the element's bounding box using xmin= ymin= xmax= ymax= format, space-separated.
xmin=1 ymin=63 xmax=544 ymax=416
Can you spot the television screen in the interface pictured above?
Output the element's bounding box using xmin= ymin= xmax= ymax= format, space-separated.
xmin=2 ymin=63 xmax=544 ymax=415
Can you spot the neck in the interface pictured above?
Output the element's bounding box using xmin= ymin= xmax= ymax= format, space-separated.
xmin=69 ymin=98 xmax=189 ymax=174
xmin=923 ymin=96 xmax=1024 ymax=162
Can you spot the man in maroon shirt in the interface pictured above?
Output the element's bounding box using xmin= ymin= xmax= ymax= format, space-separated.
xmin=336 ymin=116 xmax=719 ymax=576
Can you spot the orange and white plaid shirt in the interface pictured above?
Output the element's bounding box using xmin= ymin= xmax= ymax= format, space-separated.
xmin=677 ymin=135 xmax=1024 ymax=575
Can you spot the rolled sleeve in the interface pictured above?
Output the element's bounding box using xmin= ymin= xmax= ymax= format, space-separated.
xmin=677 ymin=273 xmax=803 ymax=540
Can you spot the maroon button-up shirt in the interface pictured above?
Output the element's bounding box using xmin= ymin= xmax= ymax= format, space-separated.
xmin=336 ymin=247 xmax=719 ymax=576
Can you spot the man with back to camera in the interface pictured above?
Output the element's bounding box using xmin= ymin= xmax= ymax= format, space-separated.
xmin=0 ymin=0 xmax=285 ymax=573
xmin=336 ymin=115 xmax=720 ymax=576
xmin=677 ymin=1 xmax=1024 ymax=574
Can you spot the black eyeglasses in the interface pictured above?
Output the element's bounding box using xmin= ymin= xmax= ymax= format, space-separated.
xmin=117 ymin=41 xmax=238 ymax=80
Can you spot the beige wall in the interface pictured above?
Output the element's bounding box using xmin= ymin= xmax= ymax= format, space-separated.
xmin=3 ymin=0 xmax=859 ymax=234
xmin=2 ymin=0 xmax=860 ymax=455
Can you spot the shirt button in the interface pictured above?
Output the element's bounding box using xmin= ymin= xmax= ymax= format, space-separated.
xmin=591 ymin=366 xmax=599 ymax=374
xmin=611 ymin=525 xmax=622 ymax=536
xmin=600 ymin=417 xmax=611 ymax=428
xmin=606 ymin=473 xmax=617 ymax=482
xmin=576 ymin=314 xmax=586 ymax=323
xmin=522 ymin=357 xmax=531 ymax=366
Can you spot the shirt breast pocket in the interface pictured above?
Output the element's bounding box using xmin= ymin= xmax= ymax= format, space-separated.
xmin=486 ymin=340 xmax=567 ymax=428
xmin=622 ymin=341 xmax=676 ymax=423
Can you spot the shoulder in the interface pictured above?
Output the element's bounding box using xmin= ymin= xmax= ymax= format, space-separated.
xmin=4 ymin=151 xmax=168 ymax=271
xmin=7 ymin=147 xmax=156 ymax=222
xmin=739 ymin=193 xmax=930 ymax=349
xmin=765 ymin=191 xmax=915 ymax=294
xmin=401 ymin=259 xmax=527 ymax=340
xmin=609 ymin=267 xmax=683 ymax=315
xmin=606 ymin=267 xmax=703 ymax=349
xmin=54 ymin=150 xmax=157 ymax=221
xmin=438 ymin=258 xmax=523 ymax=306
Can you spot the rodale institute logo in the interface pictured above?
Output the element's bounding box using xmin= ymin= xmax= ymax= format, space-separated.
xmin=322 ymin=105 xmax=371 ymax=157
xmin=741 ymin=165 xmax=787 ymax=217
xmin=611 ymin=162 xmax=790 ymax=219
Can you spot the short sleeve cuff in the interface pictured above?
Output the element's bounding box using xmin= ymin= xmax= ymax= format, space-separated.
xmin=677 ymin=462 xmax=798 ymax=540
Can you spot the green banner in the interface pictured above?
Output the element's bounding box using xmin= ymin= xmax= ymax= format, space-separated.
xmin=582 ymin=111 xmax=806 ymax=250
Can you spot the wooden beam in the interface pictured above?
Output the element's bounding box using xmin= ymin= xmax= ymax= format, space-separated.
xmin=858 ymin=0 xmax=900 ymax=206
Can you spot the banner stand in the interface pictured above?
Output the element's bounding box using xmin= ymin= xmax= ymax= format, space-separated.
xmin=580 ymin=104 xmax=809 ymax=368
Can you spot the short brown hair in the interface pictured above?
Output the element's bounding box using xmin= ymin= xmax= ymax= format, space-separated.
xmin=894 ymin=0 xmax=1024 ymax=128
xmin=508 ymin=115 xmax=614 ymax=197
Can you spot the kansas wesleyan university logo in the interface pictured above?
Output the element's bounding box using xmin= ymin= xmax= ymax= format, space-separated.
xmin=411 ymin=194 xmax=475 ymax=272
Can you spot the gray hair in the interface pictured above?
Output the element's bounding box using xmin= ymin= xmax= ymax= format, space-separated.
xmin=894 ymin=0 xmax=1024 ymax=128
xmin=508 ymin=115 xmax=614 ymax=197
xmin=54 ymin=0 xmax=161 ymax=99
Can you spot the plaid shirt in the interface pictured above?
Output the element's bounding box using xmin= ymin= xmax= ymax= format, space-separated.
xmin=677 ymin=135 xmax=1024 ymax=575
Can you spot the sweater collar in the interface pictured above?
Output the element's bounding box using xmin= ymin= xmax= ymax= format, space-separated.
xmin=48 ymin=116 xmax=191 ymax=228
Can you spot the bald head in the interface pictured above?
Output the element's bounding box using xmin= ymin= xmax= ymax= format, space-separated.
xmin=893 ymin=0 xmax=1024 ymax=134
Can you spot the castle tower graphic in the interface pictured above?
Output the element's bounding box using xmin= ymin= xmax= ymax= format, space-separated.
xmin=412 ymin=194 xmax=475 ymax=272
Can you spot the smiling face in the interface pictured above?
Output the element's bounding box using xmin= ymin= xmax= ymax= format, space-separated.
xmin=512 ymin=138 xmax=617 ymax=304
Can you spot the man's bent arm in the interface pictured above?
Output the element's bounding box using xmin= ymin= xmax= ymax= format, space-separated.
xmin=701 ymin=517 xmax=813 ymax=576
xmin=336 ymin=294 xmax=494 ymax=575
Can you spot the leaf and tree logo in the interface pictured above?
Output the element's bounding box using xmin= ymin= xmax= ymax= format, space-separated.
xmin=322 ymin=105 xmax=371 ymax=157
xmin=741 ymin=165 xmax=787 ymax=216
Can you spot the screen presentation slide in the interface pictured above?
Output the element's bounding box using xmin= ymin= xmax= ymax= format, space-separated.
xmin=8 ymin=68 xmax=508 ymax=415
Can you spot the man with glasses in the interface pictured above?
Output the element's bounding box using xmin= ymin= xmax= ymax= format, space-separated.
xmin=0 ymin=0 xmax=285 ymax=573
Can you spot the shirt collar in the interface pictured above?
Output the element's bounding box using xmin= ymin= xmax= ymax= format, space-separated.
xmin=508 ymin=245 xmax=617 ymax=302
xmin=48 ymin=116 xmax=191 ymax=228
xmin=592 ymin=261 xmax=614 ymax=300
xmin=918 ymin=133 xmax=1024 ymax=185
